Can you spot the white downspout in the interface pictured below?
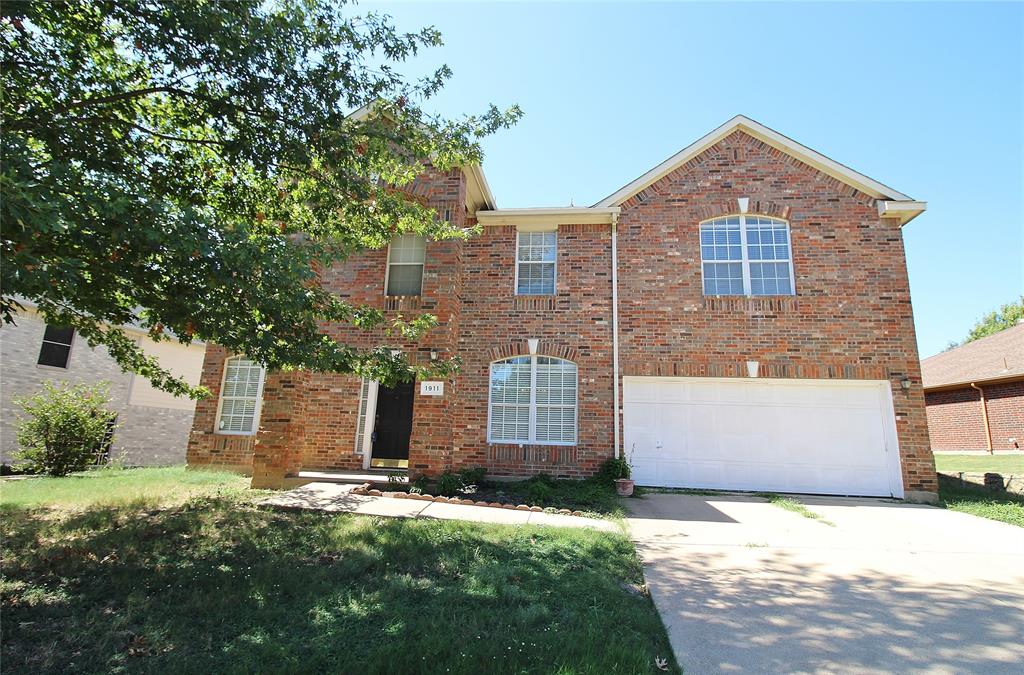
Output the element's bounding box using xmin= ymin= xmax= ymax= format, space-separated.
xmin=611 ymin=212 xmax=621 ymax=459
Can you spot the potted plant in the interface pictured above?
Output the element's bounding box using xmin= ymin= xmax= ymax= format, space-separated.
xmin=605 ymin=452 xmax=634 ymax=497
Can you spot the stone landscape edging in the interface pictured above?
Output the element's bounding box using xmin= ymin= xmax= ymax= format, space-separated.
xmin=351 ymin=483 xmax=587 ymax=517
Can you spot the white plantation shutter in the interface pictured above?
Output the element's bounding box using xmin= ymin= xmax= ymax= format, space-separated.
xmin=516 ymin=231 xmax=557 ymax=295
xmin=488 ymin=355 xmax=577 ymax=445
xmin=354 ymin=378 xmax=371 ymax=452
xmin=217 ymin=356 xmax=266 ymax=434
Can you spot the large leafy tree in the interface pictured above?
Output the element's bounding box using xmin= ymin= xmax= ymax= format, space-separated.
xmin=963 ymin=296 xmax=1024 ymax=344
xmin=1 ymin=0 xmax=520 ymax=397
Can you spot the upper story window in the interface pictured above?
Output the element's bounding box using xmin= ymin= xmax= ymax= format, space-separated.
xmin=216 ymin=356 xmax=266 ymax=435
xmin=385 ymin=233 xmax=426 ymax=297
xmin=37 ymin=325 xmax=74 ymax=368
xmin=700 ymin=215 xmax=794 ymax=296
xmin=488 ymin=355 xmax=577 ymax=445
xmin=516 ymin=230 xmax=556 ymax=295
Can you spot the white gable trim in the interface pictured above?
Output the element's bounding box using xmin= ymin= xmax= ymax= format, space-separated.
xmin=594 ymin=115 xmax=915 ymax=207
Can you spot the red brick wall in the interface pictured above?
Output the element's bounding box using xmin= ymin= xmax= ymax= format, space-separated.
xmin=926 ymin=380 xmax=1024 ymax=451
xmin=615 ymin=130 xmax=935 ymax=493
xmin=988 ymin=381 xmax=1024 ymax=449
xmin=188 ymin=166 xmax=468 ymax=476
xmin=453 ymin=223 xmax=615 ymax=478
xmin=187 ymin=130 xmax=937 ymax=495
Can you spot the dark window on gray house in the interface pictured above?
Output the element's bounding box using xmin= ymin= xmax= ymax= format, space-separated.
xmin=38 ymin=325 xmax=74 ymax=368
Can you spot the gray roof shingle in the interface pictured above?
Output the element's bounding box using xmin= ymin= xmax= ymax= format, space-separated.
xmin=921 ymin=323 xmax=1024 ymax=389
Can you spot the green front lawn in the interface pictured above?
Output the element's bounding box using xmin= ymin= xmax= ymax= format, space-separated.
xmin=0 ymin=466 xmax=251 ymax=509
xmin=1 ymin=468 xmax=677 ymax=674
xmin=933 ymin=454 xmax=1024 ymax=474
xmin=938 ymin=474 xmax=1024 ymax=528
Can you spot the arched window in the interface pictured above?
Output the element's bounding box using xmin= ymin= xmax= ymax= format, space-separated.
xmin=216 ymin=356 xmax=266 ymax=435
xmin=488 ymin=355 xmax=577 ymax=445
xmin=700 ymin=215 xmax=794 ymax=296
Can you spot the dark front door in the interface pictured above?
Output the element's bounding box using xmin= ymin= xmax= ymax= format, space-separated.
xmin=370 ymin=381 xmax=414 ymax=468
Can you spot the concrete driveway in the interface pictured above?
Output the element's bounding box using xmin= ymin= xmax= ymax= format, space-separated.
xmin=626 ymin=494 xmax=1024 ymax=674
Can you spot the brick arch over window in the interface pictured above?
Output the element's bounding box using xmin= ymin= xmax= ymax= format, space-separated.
xmin=485 ymin=341 xmax=579 ymax=364
xmin=695 ymin=200 xmax=793 ymax=222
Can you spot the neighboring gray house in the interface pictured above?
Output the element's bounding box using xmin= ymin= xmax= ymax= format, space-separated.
xmin=1 ymin=307 xmax=205 ymax=466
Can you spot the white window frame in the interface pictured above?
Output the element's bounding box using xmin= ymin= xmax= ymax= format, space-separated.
xmin=513 ymin=228 xmax=558 ymax=296
xmin=214 ymin=356 xmax=267 ymax=436
xmin=383 ymin=233 xmax=426 ymax=297
xmin=699 ymin=215 xmax=796 ymax=296
xmin=487 ymin=355 xmax=577 ymax=446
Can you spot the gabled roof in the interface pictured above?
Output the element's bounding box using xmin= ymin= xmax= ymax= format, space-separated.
xmin=594 ymin=115 xmax=925 ymax=224
xmin=922 ymin=323 xmax=1024 ymax=390
xmin=348 ymin=102 xmax=496 ymax=213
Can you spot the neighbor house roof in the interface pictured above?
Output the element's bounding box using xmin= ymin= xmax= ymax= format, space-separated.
xmin=921 ymin=323 xmax=1024 ymax=390
xmin=593 ymin=115 xmax=926 ymax=225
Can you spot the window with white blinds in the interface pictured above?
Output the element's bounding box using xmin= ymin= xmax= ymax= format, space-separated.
xmin=515 ymin=231 xmax=556 ymax=295
xmin=386 ymin=233 xmax=426 ymax=296
xmin=700 ymin=215 xmax=794 ymax=296
xmin=488 ymin=355 xmax=577 ymax=445
xmin=216 ymin=356 xmax=266 ymax=435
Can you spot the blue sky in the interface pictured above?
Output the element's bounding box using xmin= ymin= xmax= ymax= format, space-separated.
xmin=367 ymin=1 xmax=1023 ymax=358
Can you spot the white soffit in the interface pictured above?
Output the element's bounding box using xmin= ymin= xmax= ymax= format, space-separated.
xmin=594 ymin=115 xmax=916 ymax=207
xmin=476 ymin=206 xmax=620 ymax=226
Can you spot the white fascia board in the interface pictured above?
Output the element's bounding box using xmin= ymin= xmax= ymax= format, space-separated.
xmin=878 ymin=200 xmax=928 ymax=226
xmin=465 ymin=164 xmax=497 ymax=213
xmin=476 ymin=207 xmax=621 ymax=226
xmin=594 ymin=115 xmax=914 ymax=207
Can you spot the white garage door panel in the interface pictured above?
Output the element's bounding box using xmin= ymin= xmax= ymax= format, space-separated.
xmin=623 ymin=377 xmax=903 ymax=498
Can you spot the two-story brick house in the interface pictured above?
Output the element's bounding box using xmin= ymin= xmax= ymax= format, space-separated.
xmin=187 ymin=115 xmax=938 ymax=502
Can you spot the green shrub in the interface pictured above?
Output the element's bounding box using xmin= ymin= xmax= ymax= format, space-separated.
xmin=458 ymin=466 xmax=487 ymax=488
xmin=13 ymin=381 xmax=117 ymax=476
xmin=526 ymin=479 xmax=554 ymax=505
xmin=409 ymin=475 xmax=429 ymax=494
xmin=597 ymin=458 xmax=631 ymax=484
xmin=436 ymin=471 xmax=463 ymax=497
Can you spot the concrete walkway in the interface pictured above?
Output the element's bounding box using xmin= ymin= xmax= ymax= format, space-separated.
xmin=261 ymin=482 xmax=617 ymax=531
xmin=627 ymin=493 xmax=1024 ymax=675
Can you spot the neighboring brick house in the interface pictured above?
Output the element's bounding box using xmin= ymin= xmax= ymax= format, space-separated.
xmin=187 ymin=115 xmax=939 ymax=501
xmin=922 ymin=323 xmax=1024 ymax=452
xmin=1 ymin=306 xmax=206 ymax=467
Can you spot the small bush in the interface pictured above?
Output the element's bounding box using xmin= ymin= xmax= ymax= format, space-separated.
xmin=597 ymin=458 xmax=631 ymax=484
xmin=526 ymin=480 xmax=554 ymax=505
xmin=13 ymin=382 xmax=117 ymax=477
xmin=409 ymin=475 xmax=429 ymax=494
xmin=458 ymin=466 xmax=487 ymax=488
xmin=436 ymin=472 xmax=463 ymax=497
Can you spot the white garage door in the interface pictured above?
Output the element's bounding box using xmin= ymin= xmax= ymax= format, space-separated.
xmin=623 ymin=377 xmax=904 ymax=498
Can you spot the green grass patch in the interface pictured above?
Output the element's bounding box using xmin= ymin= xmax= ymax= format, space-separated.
xmin=0 ymin=468 xmax=677 ymax=673
xmin=938 ymin=474 xmax=1024 ymax=528
xmin=0 ymin=466 xmax=250 ymax=510
xmin=757 ymin=493 xmax=835 ymax=526
xmin=933 ymin=454 xmax=1024 ymax=474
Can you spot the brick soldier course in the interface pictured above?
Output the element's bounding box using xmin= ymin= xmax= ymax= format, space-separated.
xmin=187 ymin=115 xmax=939 ymax=499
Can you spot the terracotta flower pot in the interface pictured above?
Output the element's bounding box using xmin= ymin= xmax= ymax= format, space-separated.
xmin=614 ymin=478 xmax=635 ymax=497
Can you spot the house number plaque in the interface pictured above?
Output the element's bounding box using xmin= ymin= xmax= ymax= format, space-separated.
xmin=419 ymin=381 xmax=444 ymax=396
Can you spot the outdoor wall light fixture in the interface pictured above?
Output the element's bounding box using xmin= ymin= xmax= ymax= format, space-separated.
xmin=430 ymin=350 xmax=438 ymax=361
xmin=900 ymin=377 xmax=912 ymax=391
